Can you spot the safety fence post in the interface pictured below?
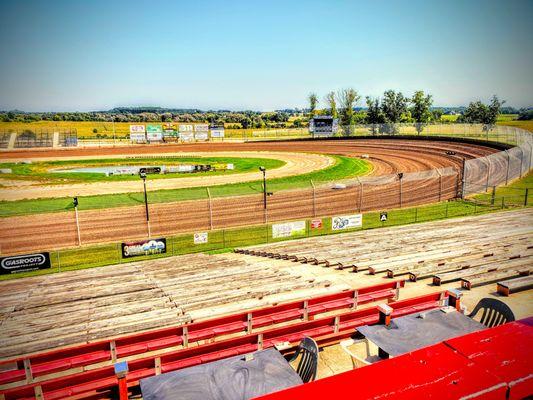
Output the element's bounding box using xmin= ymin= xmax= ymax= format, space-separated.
xmin=518 ymin=147 xmax=524 ymax=178
xmin=310 ymin=180 xmax=316 ymax=217
xmin=505 ymin=150 xmax=511 ymax=185
xmin=491 ymin=186 xmax=496 ymax=206
xmin=206 ymin=187 xmax=213 ymax=230
xmin=56 ymin=251 xmax=61 ymax=273
xmin=436 ymin=169 xmax=442 ymax=202
xmin=525 ymin=189 xmax=529 ymax=207
xmin=485 ymin=157 xmax=491 ymax=192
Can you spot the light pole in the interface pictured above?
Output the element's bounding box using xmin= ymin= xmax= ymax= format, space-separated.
xmin=259 ymin=166 xmax=267 ymax=210
xmin=139 ymin=170 xmax=151 ymax=238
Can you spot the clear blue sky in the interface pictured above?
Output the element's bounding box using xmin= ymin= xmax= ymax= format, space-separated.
xmin=1 ymin=0 xmax=532 ymax=111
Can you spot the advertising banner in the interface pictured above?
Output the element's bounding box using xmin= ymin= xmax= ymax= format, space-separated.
xmin=1 ymin=252 xmax=51 ymax=275
xmin=130 ymin=125 xmax=146 ymax=133
xmin=146 ymin=124 xmax=163 ymax=141
xmin=194 ymin=232 xmax=208 ymax=244
xmin=180 ymin=132 xmax=195 ymax=142
xmin=194 ymin=132 xmax=209 ymax=141
xmin=331 ymin=214 xmax=363 ymax=231
xmin=210 ymin=126 xmax=225 ymax=138
xmin=194 ymin=124 xmax=209 ymax=132
xmin=310 ymin=219 xmax=323 ymax=229
xmin=178 ymin=124 xmax=194 ymax=132
xmin=130 ymin=132 xmax=146 ymax=142
xmin=121 ymin=238 xmax=166 ymax=258
xmin=163 ymin=123 xmax=179 ymax=138
xmin=272 ymin=220 xmax=306 ymax=238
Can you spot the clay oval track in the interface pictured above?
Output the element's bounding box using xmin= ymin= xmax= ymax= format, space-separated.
xmin=0 ymin=139 xmax=499 ymax=253
xmin=0 ymin=151 xmax=336 ymax=201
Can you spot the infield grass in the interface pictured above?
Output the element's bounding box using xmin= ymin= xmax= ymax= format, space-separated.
xmin=0 ymin=155 xmax=371 ymax=217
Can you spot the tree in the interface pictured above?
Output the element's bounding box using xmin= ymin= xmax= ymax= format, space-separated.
xmin=365 ymin=97 xmax=385 ymax=134
xmin=337 ymin=88 xmax=361 ymax=134
xmin=381 ymin=90 xmax=409 ymax=134
xmin=410 ymin=90 xmax=433 ymax=134
xmin=308 ymin=93 xmax=318 ymax=120
xmin=324 ymin=91 xmax=338 ymax=118
xmin=457 ymin=95 xmax=505 ymax=131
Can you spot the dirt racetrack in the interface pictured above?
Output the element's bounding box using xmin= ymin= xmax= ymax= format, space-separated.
xmin=0 ymin=151 xmax=335 ymax=201
xmin=0 ymin=139 xmax=499 ymax=253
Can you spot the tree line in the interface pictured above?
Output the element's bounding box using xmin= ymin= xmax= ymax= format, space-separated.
xmin=308 ymin=89 xmax=513 ymax=133
xmin=0 ymin=95 xmax=528 ymax=129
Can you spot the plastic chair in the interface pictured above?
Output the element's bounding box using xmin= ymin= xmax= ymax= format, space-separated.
xmin=340 ymin=338 xmax=381 ymax=369
xmin=468 ymin=298 xmax=515 ymax=328
xmin=289 ymin=337 xmax=319 ymax=383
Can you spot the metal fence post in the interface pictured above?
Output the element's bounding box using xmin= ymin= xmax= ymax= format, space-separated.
xmin=485 ymin=158 xmax=491 ymax=192
xmin=310 ymin=180 xmax=316 ymax=217
xmin=399 ymin=176 xmax=403 ymax=208
xmin=436 ymin=169 xmax=442 ymax=202
xmin=525 ymin=189 xmax=529 ymax=207
xmin=461 ymin=158 xmax=467 ymax=198
xmin=206 ymin=187 xmax=213 ymax=230
xmin=518 ymin=147 xmax=524 ymax=178
xmin=505 ymin=150 xmax=511 ymax=185
xmin=56 ymin=251 xmax=61 ymax=273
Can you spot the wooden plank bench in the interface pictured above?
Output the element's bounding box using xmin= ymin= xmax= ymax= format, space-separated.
xmin=497 ymin=276 xmax=533 ymax=296
xmin=461 ymin=266 xmax=531 ymax=290
xmin=433 ymin=255 xmax=531 ymax=286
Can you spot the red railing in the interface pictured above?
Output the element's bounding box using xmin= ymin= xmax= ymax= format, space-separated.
xmin=1 ymin=290 xmax=446 ymax=400
xmin=0 ymin=281 xmax=404 ymax=388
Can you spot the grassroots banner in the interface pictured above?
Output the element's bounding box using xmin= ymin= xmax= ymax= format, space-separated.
xmin=0 ymin=252 xmax=51 ymax=275
xmin=121 ymin=238 xmax=166 ymax=258
xmin=194 ymin=232 xmax=208 ymax=244
xmin=331 ymin=214 xmax=362 ymax=231
xmin=272 ymin=220 xmax=306 ymax=238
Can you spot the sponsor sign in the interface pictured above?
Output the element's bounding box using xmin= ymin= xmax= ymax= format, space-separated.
xmin=179 ymin=124 xmax=194 ymax=132
xmin=180 ymin=132 xmax=195 ymax=142
xmin=331 ymin=214 xmax=362 ymax=231
xmin=380 ymin=212 xmax=388 ymax=222
xmin=121 ymin=238 xmax=166 ymax=258
xmin=194 ymin=232 xmax=208 ymax=244
xmin=130 ymin=132 xmax=146 ymax=142
xmin=1 ymin=252 xmax=51 ymax=274
xmin=194 ymin=131 xmax=209 ymax=141
xmin=194 ymin=124 xmax=209 ymax=132
xmin=146 ymin=125 xmax=163 ymax=141
xmin=146 ymin=124 xmax=162 ymax=133
xmin=139 ymin=167 xmax=162 ymax=175
xmin=129 ymin=125 xmax=146 ymax=133
xmin=311 ymin=219 xmax=323 ymax=229
xmin=163 ymin=123 xmax=179 ymax=138
xmin=210 ymin=125 xmax=225 ymax=138
xmin=272 ymin=221 xmax=306 ymax=238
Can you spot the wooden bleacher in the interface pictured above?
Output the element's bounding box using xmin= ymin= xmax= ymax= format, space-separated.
xmin=236 ymin=209 xmax=533 ymax=290
xmin=497 ymin=276 xmax=533 ymax=296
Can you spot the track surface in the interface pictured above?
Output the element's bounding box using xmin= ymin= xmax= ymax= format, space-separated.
xmin=0 ymin=151 xmax=334 ymax=201
xmin=0 ymin=139 xmax=498 ymax=253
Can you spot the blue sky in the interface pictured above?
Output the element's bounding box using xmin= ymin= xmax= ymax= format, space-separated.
xmin=1 ymin=0 xmax=532 ymax=111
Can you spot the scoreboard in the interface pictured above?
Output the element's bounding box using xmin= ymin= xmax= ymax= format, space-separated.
xmin=309 ymin=116 xmax=338 ymax=136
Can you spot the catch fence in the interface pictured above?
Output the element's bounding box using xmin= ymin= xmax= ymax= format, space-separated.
xmin=0 ymin=125 xmax=531 ymax=256
xmin=2 ymin=193 xmax=530 ymax=280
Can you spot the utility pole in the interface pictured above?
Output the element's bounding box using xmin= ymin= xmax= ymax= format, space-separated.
xmin=73 ymin=197 xmax=81 ymax=246
xmin=140 ymin=170 xmax=151 ymax=238
xmin=259 ymin=166 xmax=267 ymax=210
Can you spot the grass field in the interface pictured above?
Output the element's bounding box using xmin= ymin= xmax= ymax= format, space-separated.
xmin=2 ymin=172 xmax=529 ymax=281
xmin=0 ymin=156 xmax=284 ymax=184
xmin=0 ymin=155 xmax=371 ymax=217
